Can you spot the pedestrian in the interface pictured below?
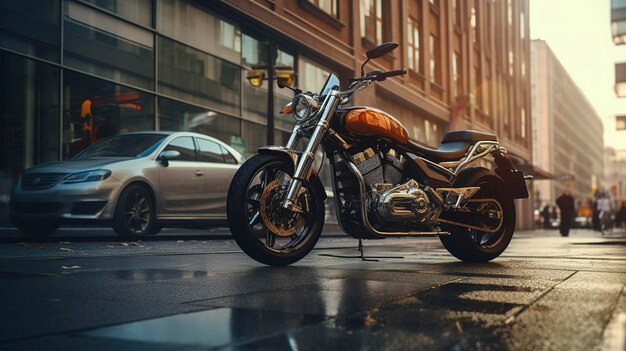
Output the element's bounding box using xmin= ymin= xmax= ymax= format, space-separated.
xmin=597 ymin=192 xmax=612 ymax=234
xmin=556 ymin=191 xmax=575 ymax=237
xmin=540 ymin=205 xmax=551 ymax=229
xmin=616 ymin=201 xmax=626 ymax=229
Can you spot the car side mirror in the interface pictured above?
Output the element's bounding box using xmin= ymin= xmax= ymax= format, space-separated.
xmin=157 ymin=150 xmax=180 ymax=167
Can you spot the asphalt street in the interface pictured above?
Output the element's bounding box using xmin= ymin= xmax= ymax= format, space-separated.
xmin=0 ymin=228 xmax=624 ymax=350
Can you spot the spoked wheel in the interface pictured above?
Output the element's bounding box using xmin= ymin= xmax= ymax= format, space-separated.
xmin=227 ymin=154 xmax=325 ymax=266
xmin=113 ymin=184 xmax=154 ymax=238
xmin=439 ymin=169 xmax=515 ymax=262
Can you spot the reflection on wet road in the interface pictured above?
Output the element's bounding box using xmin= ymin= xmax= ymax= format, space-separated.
xmin=0 ymin=230 xmax=624 ymax=350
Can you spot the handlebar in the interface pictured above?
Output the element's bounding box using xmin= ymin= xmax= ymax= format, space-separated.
xmin=349 ymin=68 xmax=407 ymax=83
xmin=376 ymin=68 xmax=407 ymax=81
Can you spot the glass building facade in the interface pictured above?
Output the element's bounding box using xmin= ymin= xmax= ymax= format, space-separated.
xmin=0 ymin=0 xmax=332 ymax=221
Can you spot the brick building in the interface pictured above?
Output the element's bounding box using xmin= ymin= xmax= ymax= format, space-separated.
xmin=0 ymin=0 xmax=532 ymax=227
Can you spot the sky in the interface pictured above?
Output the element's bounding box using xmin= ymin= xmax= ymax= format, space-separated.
xmin=529 ymin=0 xmax=626 ymax=150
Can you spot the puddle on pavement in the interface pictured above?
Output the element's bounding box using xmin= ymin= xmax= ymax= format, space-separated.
xmin=189 ymin=278 xmax=434 ymax=317
xmin=415 ymin=283 xmax=530 ymax=315
xmin=81 ymin=307 xmax=323 ymax=348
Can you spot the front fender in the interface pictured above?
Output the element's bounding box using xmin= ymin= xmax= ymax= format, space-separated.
xmin=256 ymin=147 xmax=327 ymax=200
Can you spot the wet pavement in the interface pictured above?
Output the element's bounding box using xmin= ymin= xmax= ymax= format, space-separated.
xmin=0 ymin=229 xmax=624 ymax=350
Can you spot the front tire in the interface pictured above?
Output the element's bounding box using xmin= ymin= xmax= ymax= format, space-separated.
xmin=112 ymin=184 xmax=155 ymax=238
xmin=227 ymin=154 xmax=325 ymax=266
xmin=440 ymin=169 xmax=516 ymax=262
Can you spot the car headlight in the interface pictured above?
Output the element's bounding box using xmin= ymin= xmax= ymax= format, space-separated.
xmin=291 ymin=93 xmax=319 ymax=123
xmin=63 ymin=170 xmax=112 ymax=183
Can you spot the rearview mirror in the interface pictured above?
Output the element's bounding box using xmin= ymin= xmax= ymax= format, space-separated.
xmin=157 ymin=150 xmax=180 ymax=166
xmin=366 ymin=42 xmax=399 ymax=59
xmin=361 ymin=42 xmax=399 ymax=77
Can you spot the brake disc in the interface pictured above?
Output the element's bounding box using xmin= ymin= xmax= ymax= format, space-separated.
xmin=259 ymin=179 xmax=308 ymax=237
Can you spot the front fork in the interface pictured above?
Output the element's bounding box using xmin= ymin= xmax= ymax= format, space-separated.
xmin=282 ymin=91 xmax=340 ymax=213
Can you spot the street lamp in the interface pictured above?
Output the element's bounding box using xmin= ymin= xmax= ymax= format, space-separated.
xmin=245 ymin=43 xmax=296 ymax=145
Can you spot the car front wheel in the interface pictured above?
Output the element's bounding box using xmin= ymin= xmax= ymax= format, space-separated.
xmin=113 ymin=184 xmax=155 ymax=238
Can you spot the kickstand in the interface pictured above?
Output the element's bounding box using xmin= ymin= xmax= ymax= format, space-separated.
xmin=319 ymin=238 xmax=404 ymax=261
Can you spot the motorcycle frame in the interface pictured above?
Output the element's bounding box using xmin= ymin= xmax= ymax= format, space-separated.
xmin=278 ymin=81 xmax=507 ymax=238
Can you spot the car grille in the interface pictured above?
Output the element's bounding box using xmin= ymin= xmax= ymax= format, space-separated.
xmin=21 ymin=173 xmax=67 ymax=189
xmin=10 ymin=202 xmax=62 ymax=214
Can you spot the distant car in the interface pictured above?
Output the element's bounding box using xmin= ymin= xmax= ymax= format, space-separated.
xmin=10 ymin=132 xmax=243 ymax=238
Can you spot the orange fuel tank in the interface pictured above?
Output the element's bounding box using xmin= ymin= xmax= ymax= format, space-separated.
xmin=343 ymin=108 xmax=409 ymax=145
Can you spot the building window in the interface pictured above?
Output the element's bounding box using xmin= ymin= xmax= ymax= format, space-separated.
xmin=429 ymin=34 xmax=440 ymax=83
xmin=63 ymin=71 xmax=155 ymax=159
xmin=519 ymin=12 xmax=526 ymax=40
xmin=360 ymin=0 xmax=383 ymax=44
xmin=407 ymin=16 xmax=421 ymax=73
xmin=429 ymin=4 xmax=441 ymax=84
xmin=64 ymin=1 xmax=154 ymax=89
xmin=82 ymin=0 xmax=153 ymax=27
xmin=307 ymin=0 xmax=338 ymax=17
xmin=157 ymin=0 xmax=241 ymax=64
xmin=0 ymin=51 xmax=60 ymax=199
xmin=453 ymin=0 xmax=462 ymax=27
xmin=472 ymin=4 xmax=480 ymax=45
xmin=158 ymin=36 xmax=241 ymax=116
xmin=452 ymin=52 xmax=461 ymax=97
xmin=507 ymin=0 xmax=513 ymax=26
xmin=0 ymin=0 xmax=60 ymax=62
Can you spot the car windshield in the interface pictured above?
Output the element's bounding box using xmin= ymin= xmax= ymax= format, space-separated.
xmin=74 ymin=134 xmax=167 ymax=159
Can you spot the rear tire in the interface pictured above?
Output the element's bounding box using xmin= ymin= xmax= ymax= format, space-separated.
xmin=440 ymin=169 xmax=515 ymax=263
xmin=14 ymin=221 xmax=59 ymax=239
xmin=113 ymin=184 xmax=154 ymax=238
xmin=227 ymin=154 xmax=325 ymax=266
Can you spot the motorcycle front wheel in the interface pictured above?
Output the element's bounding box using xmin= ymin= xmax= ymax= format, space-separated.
xmin=227 ymin=153 xmax=325 ymax=266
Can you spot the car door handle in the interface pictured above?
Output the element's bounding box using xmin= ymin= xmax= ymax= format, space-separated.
xmin=195 ymin=170 xmax=204 ymax=176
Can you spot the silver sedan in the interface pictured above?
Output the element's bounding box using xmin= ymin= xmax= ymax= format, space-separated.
xmin=10 ymin=132 xmax=242 ymax=238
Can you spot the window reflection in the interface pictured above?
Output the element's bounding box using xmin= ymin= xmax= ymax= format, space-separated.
xmin=82 ymin=0 xmax=153 ymax=27
xmin=157 ymin=0 xmax=241 ymax=63
xmin=158 ymin=36 xmax=241 ymax=116
xmin=0 ymin=0 xmax=60 ymax=62
xmin=0 ymin=51 xmax=60 ymax=219
xmin=63 ymin=1 xmax=154 ymax=89
xmin=158 ymin=97 xmax=241 ymax=149
xmin=63 ymin=71 xmax=155 ymax=159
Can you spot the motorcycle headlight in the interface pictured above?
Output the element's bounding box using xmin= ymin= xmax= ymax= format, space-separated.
xmin=63 ymin=169 xmax=112 ymax=183
xmin=291 ymin=93 xmax=319 ymax=123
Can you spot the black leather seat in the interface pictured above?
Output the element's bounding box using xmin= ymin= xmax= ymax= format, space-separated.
xmin=404 ymin=140 xmax=470 ymax=162
xmin=402 ymin=130 xmax=497 ymax=163
xmin=441 ymin=130 xmax=497 ymax=143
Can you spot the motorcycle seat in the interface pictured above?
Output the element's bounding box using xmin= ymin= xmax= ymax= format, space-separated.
xmin=402 ymin=130 xmax=497 ymax=163
xmin=441 ymin=130 xmax=498 ymax=143
xmin=404 ymin=140 xmax=470 ymax=163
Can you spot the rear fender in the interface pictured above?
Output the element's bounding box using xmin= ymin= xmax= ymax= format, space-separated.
xmin=492 ymin=153 xmax=530 ymax=199
xmin=257 ymin=147 xmax=327 ymax=200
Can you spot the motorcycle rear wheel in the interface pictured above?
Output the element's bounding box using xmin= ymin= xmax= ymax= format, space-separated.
xmin=227 ymin=154 xmax=325 ymax=266
xmin=439 ymin=169 xmax=515 ymax=263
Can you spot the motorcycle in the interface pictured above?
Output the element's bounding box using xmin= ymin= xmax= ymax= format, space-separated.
xmin=227 ymin=42 xmax=530 ymax=266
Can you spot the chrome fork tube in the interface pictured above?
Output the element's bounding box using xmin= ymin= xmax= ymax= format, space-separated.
xmin=282 ymin=91 xmax=340 ymax=212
